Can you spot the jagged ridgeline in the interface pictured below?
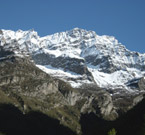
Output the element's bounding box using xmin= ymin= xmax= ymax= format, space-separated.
xmin=0 ymin=28 xmax=145 ymax=135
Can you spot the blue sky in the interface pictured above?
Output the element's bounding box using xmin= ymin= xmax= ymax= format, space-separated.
xmin=0 ymin=0 xmax=145 ymax=53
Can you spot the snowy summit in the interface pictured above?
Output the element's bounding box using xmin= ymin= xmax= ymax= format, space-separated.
xmin=0 ymin=28 xmax=145 ymax=94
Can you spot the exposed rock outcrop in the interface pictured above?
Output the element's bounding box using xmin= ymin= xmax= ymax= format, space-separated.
xmin=138 ymin=77 xmax=145 ymax=90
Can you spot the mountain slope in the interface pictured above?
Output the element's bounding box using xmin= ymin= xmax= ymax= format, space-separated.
xmin=0 ymin=53 xmax=119 ymax=134
xmin=0 ymin=28 xmax=145 ymax=135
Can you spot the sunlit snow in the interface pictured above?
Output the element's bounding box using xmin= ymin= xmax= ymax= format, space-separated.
xmin=1 ymin=28 xmax=145 ymax=90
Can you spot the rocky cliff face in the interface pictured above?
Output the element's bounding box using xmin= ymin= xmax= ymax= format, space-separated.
xmin=0 ymin=53 xmax=143 ymax=134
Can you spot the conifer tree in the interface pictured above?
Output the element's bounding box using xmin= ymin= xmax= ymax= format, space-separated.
xmin=108 ymin=128 xmax=117 ymax=135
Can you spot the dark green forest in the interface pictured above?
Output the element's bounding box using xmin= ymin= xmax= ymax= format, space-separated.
xmin=0 ymin=98 xmax=145 ymax=135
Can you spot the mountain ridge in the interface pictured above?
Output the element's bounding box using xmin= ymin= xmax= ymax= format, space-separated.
xmin=0 ymin=28 xmax=145 ymax=94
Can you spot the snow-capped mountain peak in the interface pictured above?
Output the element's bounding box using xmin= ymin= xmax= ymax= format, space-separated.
xmin=0 ymin=28 xmax=145 ymax=93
